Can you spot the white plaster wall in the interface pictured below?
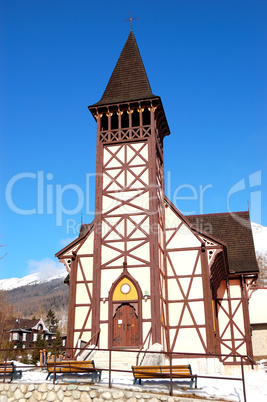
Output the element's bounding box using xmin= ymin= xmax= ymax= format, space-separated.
xmin=76 ymin=283 xmax=90 ymax=304
xmin=142 ymin=299 xmax=151 ymax=320
xmin=78 ymin=232 xmax=94 ymax=254
xmin=252 ymin=326 xmax=267 ymax=357
xmin=74 ymin=306 xmax=89 ymax=330
xmin=100 ymin=323 xmax=109 ymax=349
xmin=101 ymin=269 xmax=123 ymax=298
xmin=128 ymin=267 xmax=150 ymax=296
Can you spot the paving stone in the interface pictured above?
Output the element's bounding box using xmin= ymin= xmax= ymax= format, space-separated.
xmin=62 ymin=397 xmax=73 ymax=402
xmin=38 ymin=383 xmax=47 ymax=393
xmin=72 ymin=390 xmax=81 ymax=399
xmin=20 ymin=384 xmax=27 ymax=394
xmin=47 ymin=391 xmax=57 ymax=401
xmin=89 ymin=390 xmax=98 ymax=398
xmin=126 ymin=392 xmax=134 ymax=399
xmin=28 ymin=385 xmax=35 ymax=392
xmin=112 ymin=391 xmax=124 ymax=399
xmin=78 ymin=385 xmax=91 ymax=392
xmin=80 ymin=394 xmax=92 ymax=402
xmin=127 ymin=397 xmax=137 ymax=402
xmin=14 ymin=389 xmax=24 ymax=400
xmin=102 ymin=392 xmax=112 ymax=400
xmin=68 ymin=384 xmax=78 ymax=391
xmin=0 ymin=397 xmax=8 ymax=402
xmin=25 ymin=392 xmax=32 ymax=398
xmin=29 ymin=396 xmax=39 ymax=402
xmin=42 ymin=392 xmax=48 ymax=400
xmin=56 ymin=389 xmax=65 ymax=401
xmin=33 ymin=390 xmax=42 ymax=401
xmin=93 ymin=398 xmax=104 ymax=402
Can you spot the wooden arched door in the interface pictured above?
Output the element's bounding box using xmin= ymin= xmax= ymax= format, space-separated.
xmin=113 ymin=303 xmax=139 ymax=347
xmin=110 ymin=276 xmax=142 ymax=348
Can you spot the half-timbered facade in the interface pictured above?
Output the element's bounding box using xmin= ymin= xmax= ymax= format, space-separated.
xmin=56 ymin=31 xmax=259 ymax=364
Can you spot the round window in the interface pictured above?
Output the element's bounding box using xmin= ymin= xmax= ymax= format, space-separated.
xmin=121 ymin=283 xmax=131 ymax=294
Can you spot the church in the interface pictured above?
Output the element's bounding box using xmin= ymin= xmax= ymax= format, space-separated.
xmin=56 ymin=30 xmax=259 ymax=366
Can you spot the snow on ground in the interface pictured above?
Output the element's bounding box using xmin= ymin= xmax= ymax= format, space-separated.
xmin=6 ymin=360 xmax=267 ymax=402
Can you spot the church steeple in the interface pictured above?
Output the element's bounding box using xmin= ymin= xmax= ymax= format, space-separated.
xmin=89 ymin=32 xmax=170 ymax=139
xmin=92 ymin=31 xmax=155 ymax=106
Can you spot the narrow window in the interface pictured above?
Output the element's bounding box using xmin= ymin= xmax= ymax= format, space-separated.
xmin=121 ymin=110 xmax=129 ymax=128
xmin=132 ymin=109 xmax=140 ymax=127
xmin=111 ymin=111 xmax=118 ymax=130
xmin=143 ymin=107 xmax=151 ymax=125
xmin=101 ymin=113 xmax=108 ymax=131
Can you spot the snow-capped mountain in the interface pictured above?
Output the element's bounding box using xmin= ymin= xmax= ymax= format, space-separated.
xmin=0 ymin=269 xmax=66 ymax=291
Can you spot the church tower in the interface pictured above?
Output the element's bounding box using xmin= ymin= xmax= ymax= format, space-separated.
xmin=88 ymin=30 xmax=170 ymax=349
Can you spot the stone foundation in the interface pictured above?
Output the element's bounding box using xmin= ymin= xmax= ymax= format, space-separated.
xmin=0 ymin=383 xmax=220 ymax=402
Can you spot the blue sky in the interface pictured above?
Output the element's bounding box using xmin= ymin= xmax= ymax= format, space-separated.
xmin=1 ymin=0 xmax=266 ymax=279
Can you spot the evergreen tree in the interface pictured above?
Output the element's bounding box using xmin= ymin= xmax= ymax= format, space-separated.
xmin=52 ymin=330 xmax=63 ymax=356
xmin=31 ymin=331 xmax=47 ymax=364
xmin=45 ymin=309 xmax=59 ymax=332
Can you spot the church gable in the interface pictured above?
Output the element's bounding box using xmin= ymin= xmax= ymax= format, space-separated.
xmin=164 ymin=198 xmax=222 ymax=354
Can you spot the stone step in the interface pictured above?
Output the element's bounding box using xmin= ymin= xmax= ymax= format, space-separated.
xmin=93 ymin=350 xmax=137 ymax=373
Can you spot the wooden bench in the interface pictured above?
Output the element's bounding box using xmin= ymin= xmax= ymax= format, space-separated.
xmin=132 ymin=364 xmax=197 ymax=389
xmin=0 ymin=362 xmax=22 ymax=382
xmin=46 ymin=360 xmax=101 ymax=383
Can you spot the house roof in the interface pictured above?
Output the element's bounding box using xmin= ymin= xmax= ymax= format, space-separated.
xmin=187 ymin=211 xmax=259 ymax=274
xmin=10 ymin=318 xmax=39 ymax=332
xmin=89 ymin=30 xmax=157 ymax=107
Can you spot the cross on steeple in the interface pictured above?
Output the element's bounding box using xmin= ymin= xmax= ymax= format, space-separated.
xmin=124 ymin=10 xmax=138 ymax=31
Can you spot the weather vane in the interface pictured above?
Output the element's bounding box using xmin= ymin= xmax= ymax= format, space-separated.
xmin=124 ymin=10 xmax=138 ymax=31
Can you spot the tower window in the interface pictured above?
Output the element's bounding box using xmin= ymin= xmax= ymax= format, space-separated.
xmin=101 ymin=113 xmax=108 ymax=131
xmin=132 ymin=109 xmax=140 ymax=127
xmin=121 ymin=110 xmax=129 ymax=128
xmin=143 ymin=107 xmax=150 ymax=125
xmin=111 ymin=112 xmax=118 ymax=130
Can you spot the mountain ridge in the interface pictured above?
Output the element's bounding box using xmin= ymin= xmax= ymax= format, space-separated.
xmin=0 ymin=269 xmax=67 ymax=291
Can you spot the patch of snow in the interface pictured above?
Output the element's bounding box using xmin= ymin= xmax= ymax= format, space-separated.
xmin=9 ymin=360 xmax=267 ymax=402
xmin=251 ymin=222 xmax=267 ymax=255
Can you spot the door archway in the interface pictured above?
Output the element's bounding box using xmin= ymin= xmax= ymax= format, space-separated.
xmin=109 ymin=275 xmax=142 ymax=348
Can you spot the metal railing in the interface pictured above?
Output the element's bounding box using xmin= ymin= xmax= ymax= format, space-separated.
xmin=0 ymin=345 xmax=255 ymax=402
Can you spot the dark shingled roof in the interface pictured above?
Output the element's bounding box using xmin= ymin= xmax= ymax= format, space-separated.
xmin=90 ymin=31 xmax=157 ymax=106
xmin=187 ymin=212 xmax=259 ymax=274
xmin=79 ymin=223 xmax=92 ymax=237
xmin=10 ymin=318 xmax=39 ymax=331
